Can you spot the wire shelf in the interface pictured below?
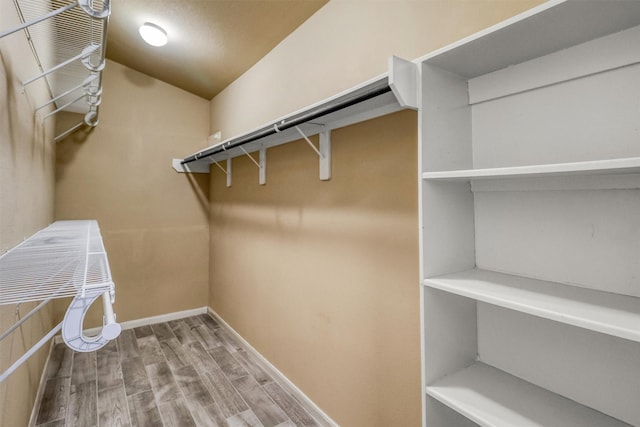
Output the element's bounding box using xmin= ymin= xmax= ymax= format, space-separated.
xmin=0 ymin=220 xmax=113 ymax=305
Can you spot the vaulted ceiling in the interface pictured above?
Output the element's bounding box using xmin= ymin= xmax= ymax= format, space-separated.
xmin=105 ymin=0 xmax=328 ymax=100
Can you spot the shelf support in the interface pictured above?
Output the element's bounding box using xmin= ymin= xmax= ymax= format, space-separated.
xmin=295 ymin=125 xmax=331 ymax=181
xmin=226 ymin=158 xmax=232 ymax=187
xmin=22 ymin=43 xmax=99 ymax=87
xmin=389 ymin=55 xmax=418 ymax=110
xmin=259 ymin=149 xmax=266 ymax=185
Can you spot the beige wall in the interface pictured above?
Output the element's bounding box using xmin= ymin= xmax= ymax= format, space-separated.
xmin=208 ymin=1 xmax=543 ymax=425
xmin=0 ymin=1 xmax=57 ymax=425
xmin=55 ymin=60 xmax=210 ymax=326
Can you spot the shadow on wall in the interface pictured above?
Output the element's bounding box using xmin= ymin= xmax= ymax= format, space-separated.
xmin=0 ymin=50 xmax=18 ymax=160
xmin=55 ymin=111 xmax=95 ymax=181
xmin=185 ymin=171 xmax=211 ymax=215
xmin=123 ymin=66 xmax=156 ymax=88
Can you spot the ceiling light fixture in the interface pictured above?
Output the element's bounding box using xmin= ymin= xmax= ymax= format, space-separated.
xmin=139 ymin=22 xmax=167 ymax=47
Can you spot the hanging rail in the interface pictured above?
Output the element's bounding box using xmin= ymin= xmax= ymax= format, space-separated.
xmin=181 ymin=82 xmax=393 ymax=165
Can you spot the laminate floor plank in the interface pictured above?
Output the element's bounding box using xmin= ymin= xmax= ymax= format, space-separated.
xmin=262 ymin=382 xmax=319 ymax=427
xmin=160 ymin=338 xmax=191 ymax=371
xmin=121 ymin=357 xmax=152 ymax=396
xmin=226 ymin=409 xmax=266 ymax=427
xmin=173 ymin=364 xmax=211 ymax=402
xmin=98 ymin=384 xmax=131 ymax=427
xmin=66 ymin=380 xmax=97 ymax=427
xmin=117 ymin=329 xmax=140 ymax=361
xmin=133 ymin=325 xmax=154 ymax=339
xmin=127 ymin=390 xmax=162 ymax=427
xmin=44 ymin=344 xmax=73 ymax=379
xmin=152 ymin=322 xmax=176 ymax=342
xmin=187 ymin=400 xmax=226 ymax=427
xmin=71 ymin=351 xmax=96 ymax=386
xmin=146 ymin=361 xmax=182 ymax=404
xmin=168 ymin=320 xmax=197 ymax=345
xmin=36 ymin=377 xmax=70 ymax=425
xmin=233 ymin=349 xmax=274 ymax=386
xmin=202 ymin=367 xmax=249 ymax=418
xmin=191 ymin=324 xmax=222 ymax=350
xmin=32 ymin=314 xmax=332 ymax=427
xmin=158 ymin=398 xmax=197 ymax=427
xmin=209 ymin=346 xmax=250 ymax=381
xmin=199 ymin=314 xmax=220 ymax=331
xmin=232 ymin=375 xmax=289 ymax=427
xmin=97 ymin=340 xmax=123 ymax=391
xmin=137 ymin=335 xmax=165 ymax=366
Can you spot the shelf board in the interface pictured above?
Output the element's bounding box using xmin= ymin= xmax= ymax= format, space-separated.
xmin=422 ymin=157 xmax=640 ymax=181
xmin=423 ymin=269 xmax=640 ymax=342
xmin=427 ymin=362 xmax=630 ymax=427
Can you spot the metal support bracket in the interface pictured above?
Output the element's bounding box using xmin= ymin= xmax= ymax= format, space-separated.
xmin=226 ymin=158 xmax=232 ymax=187
xmin=239 ymin=146 xmax=266 ymax=185
xmin=295 ymin=125 xmax=331 ymax=180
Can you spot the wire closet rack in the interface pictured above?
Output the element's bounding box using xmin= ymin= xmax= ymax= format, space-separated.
xmin=0 ymin=0 xmax=110 ymax=141
xmin=0 ymin=221 xmax=121 ymax=382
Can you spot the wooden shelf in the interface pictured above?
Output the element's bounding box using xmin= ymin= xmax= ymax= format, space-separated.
xmin=423 ymin=269 xmax=640 ymax=342
xmin=422 ymin=157 xmax=640 ymax=181
xmin=427 ymin=363 xmax=630 ymax=427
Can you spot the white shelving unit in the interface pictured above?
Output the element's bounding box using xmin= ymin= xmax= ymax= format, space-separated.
xmin=418 ymin=1 xmax=640 ymax=426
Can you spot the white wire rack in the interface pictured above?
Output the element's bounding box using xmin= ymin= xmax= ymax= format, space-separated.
xmin=0 ymin=220 xmax=121 ymax=382
xmin=0 ymin=0 xmax=110 ymax=140
xmin=0 ymin=220 xmax=112 ymax=305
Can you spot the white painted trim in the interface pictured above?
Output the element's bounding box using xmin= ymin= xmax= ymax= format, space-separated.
xmin=207 ymin=307 xmax=340 ymax=427
xmin=53 ymin=306 xmax=208 ymax=344
xmin=28 ymin=340 xmax=55 ymax=427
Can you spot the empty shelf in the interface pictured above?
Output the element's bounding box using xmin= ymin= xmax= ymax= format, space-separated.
xmin=422 ymin=157 xmax=640 ymax=181
xmin=0 ymin=220 xmax=113 ymax=305
xmin=427 ymin=362 xmax=630 ymax=427
xmin=423 ymin=269 xmax=640 ymax=342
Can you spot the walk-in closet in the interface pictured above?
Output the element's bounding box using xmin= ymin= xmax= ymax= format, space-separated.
xmin=1 ymin=0 xmax=638 ymax=426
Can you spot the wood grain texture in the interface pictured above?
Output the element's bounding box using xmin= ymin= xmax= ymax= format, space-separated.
xmin=168 ymin=320 xmax=197 ymax=345
xmin=187 ymin=400 xmax=226 ymax=427
xmin=36 ymin=377 xmax=70 ymax=425
xmin=199 ymin=314 xmax=220 ymax=330
xmin=232 ymin=375 xmax=289 ymax=427
xmin=146 ymin=361 xmax=182 ymax=403
xmin=66 ymin=381 xmax=97 ymax=427
xmin=128 ymin=390 xmax=163 ymax=427
xmin=160 ymin=338 xmax=191 ymax=370
xmin=98 ymin=384 xmax=131 ymax=427
xmin=173 ymin=364 xmax=211 ymax=402
xmin=97 ymin=340 xmax=123 ymax=391
xmin=263 ymin=382 xmax=319 ymax=427
xmin=71 ymin=351 xmax=96 ymax=386
xmin=138 ymin=335 xmax=166 ymax=366
xmin=184 ymin=341 xmax=221 ymax=373
xmin=121 ymin=356 xmax=152 ymax=396
xmin=44 ymin=344 xmax=73 ymax=379
xmin=215 ymin=328 xmax=242 ymax=353
xmin=118 ymin=329 xmax=140 ymax=360
xmin=190 ymin=324 xmax=222 ymax=350
xmin=202 ymin=368 xmax=248 ymax=418
xmin=209 ymin=346 xmax=249 ymax=381
xmin=152 ymin=322 xmax=177 ymax=342
xmin=134 ymin=325 xmax=154 ymax=339
xmin=234 ymin=349 xmax=273 ymax=386
xmin=226 ymin=409 xmax=265 ymax=427
xmin=158 ymin=398 xmax=197 ymax=427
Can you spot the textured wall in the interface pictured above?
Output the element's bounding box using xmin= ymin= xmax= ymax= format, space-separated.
xmin=55 ymin=60 xmax=210 ymax=326
xmin=0 ymin=1 xmax=57 ymax=425
xmin=208 ymin=1 xmax=543 ymax=425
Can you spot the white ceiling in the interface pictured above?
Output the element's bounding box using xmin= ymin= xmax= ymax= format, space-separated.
xmin=105 ymin=0 xmax=328 ymax=100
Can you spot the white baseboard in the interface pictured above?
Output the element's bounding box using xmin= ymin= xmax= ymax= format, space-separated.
xmin=207 ymin=307 xmax=339 ymax=427
xmin=53 ymin=306 xmax=208 ymax=344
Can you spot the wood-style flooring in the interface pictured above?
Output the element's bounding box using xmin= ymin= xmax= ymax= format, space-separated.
xmin=32 ymin=314 xmax=329 ymax=427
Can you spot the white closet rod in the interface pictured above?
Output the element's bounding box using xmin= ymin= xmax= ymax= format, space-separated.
xmin=0 ymin=322 xmax=62 ymax=383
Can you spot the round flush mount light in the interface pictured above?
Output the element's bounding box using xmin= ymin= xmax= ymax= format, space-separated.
xmin=139 ymin=22 xmax=168 ymax=47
